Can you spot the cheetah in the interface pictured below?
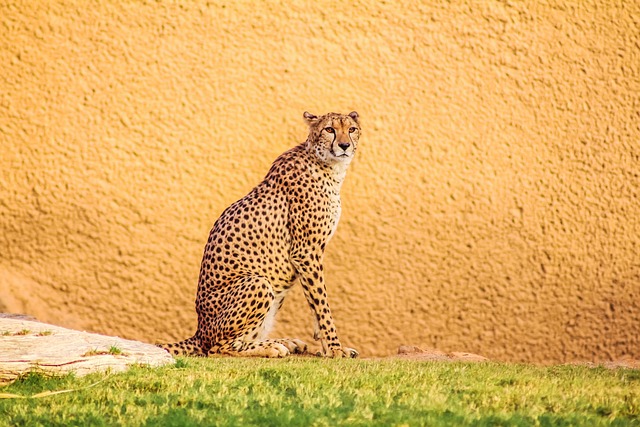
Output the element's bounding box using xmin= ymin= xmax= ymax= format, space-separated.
xmin=159 ymin=111 xmax=361 ymax=358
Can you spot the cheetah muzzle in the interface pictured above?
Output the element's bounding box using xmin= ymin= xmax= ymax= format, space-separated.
xmin=158 ymin=111 xmax=361 ymax=358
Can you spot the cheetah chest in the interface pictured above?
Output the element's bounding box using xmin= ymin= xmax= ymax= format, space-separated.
xmin=318 ymin=174 xmax=343 ymax=242
xmin=307 ymin=162 xmax=348 ymax=243
xmin=327 ymin=192 xmax=341 ymax=242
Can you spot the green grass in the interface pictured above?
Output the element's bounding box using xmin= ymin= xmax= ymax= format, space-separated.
xmin=1 ymin=358 xmax=638 ymax=426
xmin=82 ymin=345 xmax=125 ymax=357
xmin=108 ymin=345 xmax=123 ymax=355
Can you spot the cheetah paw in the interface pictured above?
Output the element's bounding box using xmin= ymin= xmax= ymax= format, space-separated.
xmin=263 ymin=343 xmax=290 ymax=358
xmin=333 ymin=347 xmax=359 ymax=359
xmin=316 ymin=346 xmax=359 ymax=359
xmin=277 ymin=338 xmax=308 ymax=355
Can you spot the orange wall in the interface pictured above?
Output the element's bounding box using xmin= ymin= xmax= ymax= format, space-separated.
xmin=1 ymin=1 xmax=638 ymax=363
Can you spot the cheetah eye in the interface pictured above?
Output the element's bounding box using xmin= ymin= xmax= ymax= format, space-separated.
xmin=324 ymin=127 xmax=335 ymax=134
xmin=349 ymin=127 xmax=357 ymax=133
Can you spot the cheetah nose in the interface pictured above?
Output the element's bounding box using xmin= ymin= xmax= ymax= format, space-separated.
xmin=338 ymin=142 xmax=350 ymax=151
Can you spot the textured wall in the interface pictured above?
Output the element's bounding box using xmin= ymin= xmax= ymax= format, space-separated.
xmin=1 ymin=1 xmax=638 ymax=363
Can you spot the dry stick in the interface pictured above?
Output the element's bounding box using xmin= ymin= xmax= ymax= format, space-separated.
xmin=0 ymin=375 xmax=111 ymax=399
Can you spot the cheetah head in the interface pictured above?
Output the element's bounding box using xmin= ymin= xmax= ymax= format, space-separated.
xmin=303 ymin=111 xmax=361 ymax=165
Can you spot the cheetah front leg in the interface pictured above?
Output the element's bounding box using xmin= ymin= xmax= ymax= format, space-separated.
xmin=309 ymin=306 xmax=356 ymax=358
xmin=310 ymin=306 xmax=330 ymax=356
xmin=306 ymin=300 xmax=358 ymax=358
xmin=294 ymin=258 xmax=358 ymax=358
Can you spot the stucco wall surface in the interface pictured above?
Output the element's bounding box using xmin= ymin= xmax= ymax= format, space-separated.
xmin=1 ymin=1 xmax=638 ymax=363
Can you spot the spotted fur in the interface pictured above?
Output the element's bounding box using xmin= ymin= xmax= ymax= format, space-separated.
xmin=158 ymin=111 xmax=361 ymax=358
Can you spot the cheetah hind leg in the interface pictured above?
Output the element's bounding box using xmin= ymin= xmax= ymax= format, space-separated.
xmin=211 ymin=335 xmax=307 ymax=359
xmin=206 ymin=276 xmax=307 ymax=358
xmin=214 ymin=339 xmax=292 ymax=358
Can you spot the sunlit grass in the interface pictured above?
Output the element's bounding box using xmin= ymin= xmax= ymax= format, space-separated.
xmin=1 ymin=358 xmax=638 ymax=426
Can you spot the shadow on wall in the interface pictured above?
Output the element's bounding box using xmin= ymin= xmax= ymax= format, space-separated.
xmin=0 ymin=267 xmax=82 ymax=328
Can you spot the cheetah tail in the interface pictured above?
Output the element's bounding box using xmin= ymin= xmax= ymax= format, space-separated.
xmin=157 ymin=335 xmax=206 ymax=357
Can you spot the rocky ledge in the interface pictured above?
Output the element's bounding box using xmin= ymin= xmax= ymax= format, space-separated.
xmin=0 ymin=316 xmax=174 ymax=384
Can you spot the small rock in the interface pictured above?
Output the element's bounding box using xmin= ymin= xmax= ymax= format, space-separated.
xmin=449 ymin=352 xmax=488 ymax=362
xmin=395 ymin=345 xmax=488 ymax=362
xmin=398 ymin=345 xmax=423 ymax=355
xmin=396 ymin=346 xmax=451 ymax=361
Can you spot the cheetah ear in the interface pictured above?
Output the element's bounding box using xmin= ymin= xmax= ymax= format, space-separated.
xmin=303 ymin=111 xmax=319 ymax=125
xmin=348 ymin=111 xmax=359 ymax=124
